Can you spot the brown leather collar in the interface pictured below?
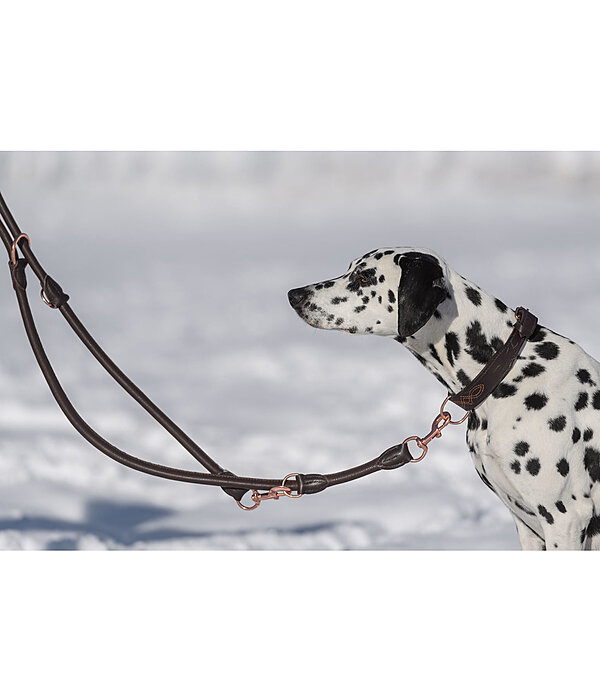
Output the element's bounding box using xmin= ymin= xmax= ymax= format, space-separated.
xmin=449 ymin=307 xmax=538 ymax=411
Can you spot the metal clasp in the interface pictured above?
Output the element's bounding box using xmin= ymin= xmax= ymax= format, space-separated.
xmin=403 ymin=395 xmax=471 ymax=463
xmin=237 ymin=473 xmax=302 ymax=511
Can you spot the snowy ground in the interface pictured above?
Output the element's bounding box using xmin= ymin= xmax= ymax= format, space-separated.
xmin=1 ymin=152 xmax=600 ymax=549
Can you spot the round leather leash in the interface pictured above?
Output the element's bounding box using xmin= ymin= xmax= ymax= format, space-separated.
xmin=0 ymin=192 xmax=537 ymax=510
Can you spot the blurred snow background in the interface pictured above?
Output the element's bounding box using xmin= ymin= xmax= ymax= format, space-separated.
xmin=1 ymin=151 xmax=600 ymax=550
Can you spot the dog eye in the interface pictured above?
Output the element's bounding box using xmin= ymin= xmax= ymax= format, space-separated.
xmin=360 ymin=278 xmax=367 ymax=284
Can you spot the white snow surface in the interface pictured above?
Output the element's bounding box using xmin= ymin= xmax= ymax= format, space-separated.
xmin=1 ymin=151 xmax=600 ymax=550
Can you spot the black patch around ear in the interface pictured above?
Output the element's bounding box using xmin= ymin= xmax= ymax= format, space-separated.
xmin=397 ymin=252 xmax=447 ymax=337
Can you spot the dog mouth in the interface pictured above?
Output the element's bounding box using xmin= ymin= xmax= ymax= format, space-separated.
xmin=288 ymin=287 xmax=356 ymax=333
xmin=293 ymin=308 xmax=356 ymax=334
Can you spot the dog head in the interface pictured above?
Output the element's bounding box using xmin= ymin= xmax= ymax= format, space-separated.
xmin=288 ymin=248 xmax=449 ymax=338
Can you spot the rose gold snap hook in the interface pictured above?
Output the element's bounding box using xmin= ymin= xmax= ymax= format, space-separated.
xmin=237 ymin=490 xmax=261 ymax=511
xmin=10 ymin=233 xmax=30 ymax=267
xmin=236 ymin=474 xmax=303 ymax=510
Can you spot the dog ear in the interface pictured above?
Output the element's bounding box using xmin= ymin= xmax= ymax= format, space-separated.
xmin=397 ymin=252 xmax=447 ymax=337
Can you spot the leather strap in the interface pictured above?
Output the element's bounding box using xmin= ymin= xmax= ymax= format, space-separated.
xmin=0 ymin=190 xmax=414 ymax=505
xmin=449 ymin=307 xmax=538 ymax=410
xmin=0 ymin=190 xmax=537 ymax=507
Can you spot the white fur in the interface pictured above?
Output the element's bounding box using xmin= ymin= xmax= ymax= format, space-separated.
xmin=291 ymin=247 xmax=600 ymax=550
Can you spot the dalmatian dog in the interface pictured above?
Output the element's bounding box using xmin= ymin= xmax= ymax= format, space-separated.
xmin=288 ymin=247 xmax=600 ymax=550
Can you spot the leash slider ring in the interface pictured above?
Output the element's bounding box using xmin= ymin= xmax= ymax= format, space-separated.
xmin=10 ymin=233 xmax=31 ymax=267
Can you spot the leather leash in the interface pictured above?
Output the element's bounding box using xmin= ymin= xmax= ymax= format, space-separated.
xmin=0 ymin=192 xmax=537 ymax=510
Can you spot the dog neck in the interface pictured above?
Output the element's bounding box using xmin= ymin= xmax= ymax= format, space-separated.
xmin=396 ymin=269 xmax=516 ymax=395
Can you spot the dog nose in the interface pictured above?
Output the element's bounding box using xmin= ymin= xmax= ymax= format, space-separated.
xmin=288 ymin=287 xmax=309 ymax=309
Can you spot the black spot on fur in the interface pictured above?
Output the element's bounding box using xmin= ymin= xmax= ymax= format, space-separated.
xmin=428 ymin=344 xmax=443 ymax=365
xmin=538 ymin=505 xmax=554 ymax=524
xmin=593 ymin=391 xmax=600 ymax=409
xmin=584 ymin=447 xmax=600 ymax=482
xmin=465 ymin=287 xmax=482 ymax=306
xmin=433 ymin=373 xmax=450 ymax=390
xmin=493 ymin=383 xmax=517 ymax=399
xmin=323 ymin=281 xmax=335 ymax=289
xmin=514 ymin=441 xmax=529 ymax=456
xmin=388 ymin=289 xmax=396 ymax=304
xmin=495 ymin=298 xmax=508 ymax=313
xmin=354 ymin=305 xmax=366 ymax=313
xmin=481 ymin=419 xmax=488 ymax=430
xmin=529 ymin=326 xmax=546 ymax=343
xmin=572 ymin=428 xmax=581 ymax=444
xmin=331 ymin=297 xmax=347 ymax=305
xmin=584 ymin=428 xmax=594 ymax=442
xmin=586 ymin=515 xmax=600 ymax=538
xmin=575 ymin=392 xmax=589 ymax=411
xmin=524 ymin=393 xmax=548 ymax=410
xmin=577 ymin=369 xmax=596 ymax=386
xmin=555 ymin=501 xmax=567 ymax=514
xmin=548 ymin=415 xmax=566 ymax=432
xmin=468 ymin=412 xmax=481 ymax=431
xmin=522 ymin=362 xmax=545 ymax=378
xmin=526 ymin=458 xmax=541 ymax=475
xmin=456 ymin=369 xmax=471 ymax=387
xmin=536 ymin=342 xmax=560 ymax=360
xmin=465 ymin=321 xmax=500 ymax=364
xmin=378 ymin=275 xmax=385 ymax=283
xmin=510 ymin=460 xmax=521 ymax=474
xmin=444 ymin=332 xmax=460 ymax=367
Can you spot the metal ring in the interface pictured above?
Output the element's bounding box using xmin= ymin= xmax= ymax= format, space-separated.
xmin=236 ymin=490 xmax=261 ymax=510
xmin=281 ymin=473 xmax=302 ymax=497
xmin=440 ymin=395 xmax=471 ymax=425
xmin=403 ymin=436 xmax=428 ymax=462
xmin=10 ymin=233 xmax=30 ymax=267
xmin=40 ymin=284 xmax=58 ymax=309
